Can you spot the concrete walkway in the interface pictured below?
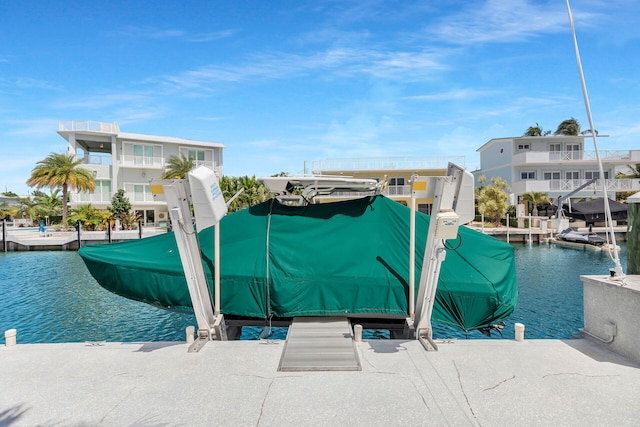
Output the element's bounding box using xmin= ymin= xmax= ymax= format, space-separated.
xmin=2 ymin=338 xmax=639 ymax=426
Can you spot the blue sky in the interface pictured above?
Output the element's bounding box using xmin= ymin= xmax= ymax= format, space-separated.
xmin=2 ymin=0 xmax=639 ymax=195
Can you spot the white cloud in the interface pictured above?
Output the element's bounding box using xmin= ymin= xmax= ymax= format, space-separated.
xmin=427 ymin=0 xmax=597 ymax=45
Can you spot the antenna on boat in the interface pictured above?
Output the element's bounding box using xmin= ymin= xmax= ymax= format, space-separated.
xmin=565 ymin=0 xmax=624 ymax=278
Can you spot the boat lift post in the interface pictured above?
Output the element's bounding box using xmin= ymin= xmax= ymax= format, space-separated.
xmin=412 ymin=164 xmax=474 ymax=351
xmin=150 ymin=166 xmax=229 ymax=352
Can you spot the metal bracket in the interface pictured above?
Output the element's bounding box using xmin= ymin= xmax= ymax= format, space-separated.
xmin=417 ymin=329 xmax=439 ymax=352
xmin=187 ymin=315 xmax=228 ymax=353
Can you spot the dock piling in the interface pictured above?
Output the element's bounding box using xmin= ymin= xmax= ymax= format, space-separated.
xmin=5 ymin=329 xmax=17 ymax=347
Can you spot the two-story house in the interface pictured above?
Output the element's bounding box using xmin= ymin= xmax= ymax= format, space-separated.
xmin=473 ymin=135 xmax=640 ymax=207
xmin=57 ymin=120 xmax=224 ymax=226
xmin=303 ymin=156 xmax=465 ymax=214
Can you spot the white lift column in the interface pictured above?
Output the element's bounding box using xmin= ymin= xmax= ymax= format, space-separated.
xmin=413 ymin=164 xmax=474 ymax=351
xmin=151 ymin=166 xmax=228 ymax=352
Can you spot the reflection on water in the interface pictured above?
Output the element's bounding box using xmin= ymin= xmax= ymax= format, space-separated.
xmin=0 ymin=242 xmax=626 ymax=343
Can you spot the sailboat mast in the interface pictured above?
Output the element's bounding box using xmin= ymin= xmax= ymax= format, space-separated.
xmin=565 ymin=0 xmax=624 ymax=277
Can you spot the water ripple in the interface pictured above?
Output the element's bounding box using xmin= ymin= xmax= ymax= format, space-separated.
xmin=0 ymin=243 xmax=626 ymax=343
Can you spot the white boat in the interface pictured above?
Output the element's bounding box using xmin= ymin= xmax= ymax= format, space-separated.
xmin=551 ymin=227 xmax=619 ymax=252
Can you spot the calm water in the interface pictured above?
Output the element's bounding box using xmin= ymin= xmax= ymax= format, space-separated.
xmin=0 ymin=243 xmax=627 ymax=344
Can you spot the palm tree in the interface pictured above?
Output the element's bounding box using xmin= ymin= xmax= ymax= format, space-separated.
xmin=26 ymin=152 xmax=96 ymax=222
xmin=161 ymin=155 xmax=195 ymax=179
xmin=521 ymin=192 xmax=549 ymax=216
xmin=33 ymin=189 xmax=62 ymax=223
xmin=0 ymin=202 xmax=18 ymax=221
xmin=524 ymin=123 xmax=543 ymax=136
xmin=219 ymin=175 xmax=272 ymax=212
xmin=554 ymin=118 xmax=581 ymax=136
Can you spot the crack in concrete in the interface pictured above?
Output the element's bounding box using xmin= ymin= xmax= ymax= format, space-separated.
xmin=99 ymin=386 xmax=136 ymax=425
xmin=483 ymin=375 xmax=516 ymax=391
xmin=453 ymin=360 xmax=480 ymax=426
xmin=543 ymin=372 xmax=621 ymax=379
xmin=255 ymin=378 xmax=274 ymax=427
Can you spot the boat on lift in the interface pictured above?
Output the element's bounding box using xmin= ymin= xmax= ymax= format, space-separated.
xmin=553 ymin=227 xmax=618 ymax=252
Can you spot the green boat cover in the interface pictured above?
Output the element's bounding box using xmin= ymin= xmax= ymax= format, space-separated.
xmin=79 ymin=195 xmax=517 ymax=331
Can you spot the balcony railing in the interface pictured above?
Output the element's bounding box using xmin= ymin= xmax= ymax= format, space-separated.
xmin=71 ymin=192 xmax=113 ymax=203
xmin=549 ymin=150 xmax=631 ymax=161
xmin=514 ymin=178 xmax=640 ymax=194
xmin=121 ymin=155 xmax=164 ymax=168
xmin=58 ymin=120 xmax=119 ymax=134
xmin=306 ymin=156 xmax=465 ymax=173
xmin=514 ymin=150 xmax=632 ymax=164
xmin=80 ymin=153 xmax=112 ymax=166
xmin=387 ymin=185 xmax=412 ymax=196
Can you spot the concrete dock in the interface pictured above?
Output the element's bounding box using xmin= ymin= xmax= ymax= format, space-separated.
xmin=2 ymin=337 xmax=639 ymax=426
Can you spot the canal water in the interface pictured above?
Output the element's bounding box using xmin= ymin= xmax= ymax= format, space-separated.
xmin=0 ymin=242 xmax=626 ymax=344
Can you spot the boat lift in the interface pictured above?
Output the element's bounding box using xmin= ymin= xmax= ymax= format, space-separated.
xmin=152 ymin=164 xmax=474 ymax=354
xmin=410 ymin=163 xmax=475 ymax=350
xmin=150 ymin=166 xmax=229 ymax=352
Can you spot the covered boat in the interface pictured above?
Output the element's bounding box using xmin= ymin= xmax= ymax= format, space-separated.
xmin=562 ymin=198 xmax=627 ymax=224
xmin=79 ymin=195 xmax=517 ymax=332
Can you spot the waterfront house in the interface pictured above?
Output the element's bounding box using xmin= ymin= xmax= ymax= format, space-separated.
xmin=473 ymin=135 xmax=640 ymax=207
xmin=57 ymin=120 xmax=224 ymax=226
xmin=303 ymin=156 xmax=464 ymax=214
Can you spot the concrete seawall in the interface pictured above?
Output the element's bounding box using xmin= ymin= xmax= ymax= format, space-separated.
xmin=1 ymin=227 xmax=168 ymax=251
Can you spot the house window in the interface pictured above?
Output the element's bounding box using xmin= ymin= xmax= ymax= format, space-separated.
xmin=418 ymin=204 xmax=432 ymax=215
xmin=565 ymin=171 xmax=580 ymax=180
xmin=179 ymin=147 xmax=213 ymax=168
xmin=134 ymin=184 xmax=152 ymax=201
xmin=543 ymin=171 xmax=560 ymax=180
xmin=133 ymin=145 xmax=155 ymax=166
xmin=388 ymin=177 xmax=406 ymax=195
xmin=520 ymin=171 xmax=536 ymax=180
xmin=187 ymin=149 xmax=205 ymax=162
xmin=549 ymin=143 xmax=561 ymax=152
xmin=125 ymin=183 xmax=153 ymax=202
xmin=566 ymin=144 xmax=581 ymax=160
xmin=78 ymin=180 xmax=111 ymax=202
xmin=517 ymin=144 xmax=530 ymax=150
xmin=585 ymin=171 xmax=609 ymax=180
xmin=123 ymin=143 xmax=162 ymax=167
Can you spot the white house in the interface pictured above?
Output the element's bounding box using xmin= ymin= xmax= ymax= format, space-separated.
xmin=57 ymin=120 xmax=224 ymax=225
xmin=473 ymin=135 xmax=640 ymax=205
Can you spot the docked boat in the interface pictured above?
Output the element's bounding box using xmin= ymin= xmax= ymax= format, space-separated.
xmin=557 ymin=227 xmax=606 ymax=245
xmin=553 ymin=227 xmax=618 ymax=252
xmin=78 ymin=194 xmax=518 ymax=335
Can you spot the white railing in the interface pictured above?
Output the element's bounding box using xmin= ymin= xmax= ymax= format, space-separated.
xmin=525 ymin=178 xmax=640 ymax=193
xmin=193 ymin=160 xmax=214 ymax=169
xmin=72 ymin=192 xmax=113 ymax=203
xmin=306 ymin=156 xmax=465 ymax=173
xmin=521 ymin=150 xmax=632 ymax=162
xmin=121 ymin=155 xmax=164 ymax=168
xmin=58 ymin=120 xmax=119 ymax=134
xmin=80 ymin=154 xmax=112 ymax=166
xmin=387 ymin=185 xmax=412 ymax=196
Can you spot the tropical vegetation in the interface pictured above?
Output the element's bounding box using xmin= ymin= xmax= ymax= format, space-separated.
xmin=26 ymin=152 xmax=96 ymax=222
xmin=554 ymin=117 xmax=581 ymax=136
xmin=521 ymin=191 xmax=550 ymax=216
xmin=219 ymin=175 xmax=272 ymax=213
xmin=615 ymin=164 xmax=640 ymax=201
xmin=161 ymin=155 xmax=196 ymax=179
xmin=66 ymin=204 xmax=110 ymax=231
xmin=476 ymin=176 xmax=511 ymax=226
xmin=108 ymin=189 xmax=140 ymax=230
xmin=523 ymin=123 xmax=551 ymax=136
xmin=0 ymin=202 xmax=18 ymax=221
